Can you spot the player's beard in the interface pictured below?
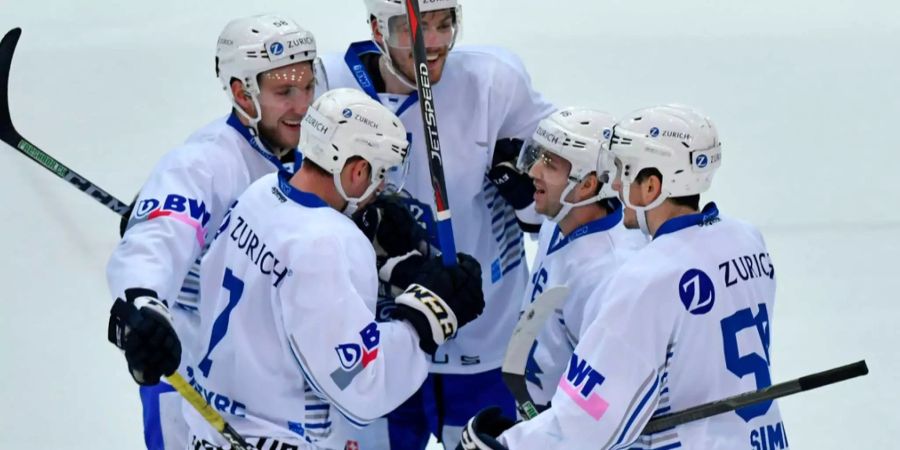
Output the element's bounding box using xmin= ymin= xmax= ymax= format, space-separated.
xmin=257 ymin=117 xmax=300 ymax=158
xmin=389 ymin=45 xmax=449 ymax=86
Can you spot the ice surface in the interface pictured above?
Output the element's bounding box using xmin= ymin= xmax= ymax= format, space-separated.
xmin=1 ymin=0 xmax=897 ymax=448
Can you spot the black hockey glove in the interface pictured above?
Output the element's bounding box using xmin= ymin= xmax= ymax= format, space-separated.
xmin=108 ymin=288 xmax=181 ymax=386
xmin=353 ymin=194 xmax=428 ymax=258
xmin=487 ymin=138 xmax=536 ymax=211
xmin=457 ymin=407 xmax=514 ymax=450
xmin=393 ymin=253 xmax=485 ymax=355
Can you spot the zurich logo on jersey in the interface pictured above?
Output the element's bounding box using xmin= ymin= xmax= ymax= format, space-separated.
xmin=649 ymin=127 xmax=660 ymax=138
xmin=602 ymin=128 xmax=612 ymax=140
xmin=342 ymin=108 xmax=353 ymax=118
xmin=330 ymin=322 xmax=381 ymax=390
xmin=269 ymin=42 xmax=285 ymax=56
xmin=695 ymin=154 xmax=709 ymax=168
xmin=678 ymin=268 xmax=716 ymax=315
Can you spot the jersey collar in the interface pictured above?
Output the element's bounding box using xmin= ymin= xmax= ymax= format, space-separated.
xmin=276 ymin=170 xmax=329 ymax=209
xmin=653 ymin=202 xmax=721 ymax=240
xmin=344 ymin=41 xmax=419 ymax=117
xmin=226 ymin=112 xmax=295 ymax=171
xmin=548 ymin=199 xmax=624 ymax=255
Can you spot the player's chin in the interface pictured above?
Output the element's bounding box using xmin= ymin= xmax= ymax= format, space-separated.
xmin=428 ymin=57 xmax=448 ymax=82
xmin=278 ymin=122 xmax=302 ymax=147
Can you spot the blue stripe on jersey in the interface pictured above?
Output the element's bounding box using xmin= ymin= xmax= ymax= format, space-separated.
xmin=304 ymin=421 xmax=333 ymax=429
xmin=612 ymin=373 xmax=660 ymax=450
xmin=225 ymin=112 xmax=291 ymax=170
xmin=277 ymin=171 xmax=329 ymax=208
xmin=546 ymin=203 xmax=623 ymax=255
xmin=305 ymin=403 xmax=330 ymax=411
xmin=343 ymin=41 xmax=419 ymax=117
xmin=287 ymin=336 xmax=372 ymax=428
xmin=653 ymin=202 xmax=720 ymax=239
xmin=483 ymin=180 xmax=525 ymax=283
xmin=654 ymin=443 xmax=682 ymax=450
xmin=180 ymin=287 xmax=199 ymax=295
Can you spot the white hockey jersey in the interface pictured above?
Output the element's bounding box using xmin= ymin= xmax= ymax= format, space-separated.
xmin=184 ymin=171 xmax=431 ymax=446
xmin=500 ymin=204 xmax=789 ymax=450
xmin=319 ymin=41 xmax=555 ymax=374
xmin=524 ymin=202 xmax=646 ymax=406
xmin=106 ymin=113 xmax=291 ymax=356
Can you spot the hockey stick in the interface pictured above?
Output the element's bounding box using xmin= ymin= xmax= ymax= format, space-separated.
xmin=403 ymin=0 xmax=457 ymax=267
xmin=166 ymin=373 xmax=252 ymax=450
xmin=501 ymin=286 xmax=570 ymax=420
xmin=503 ymin=291 xmax=869 ymax=430
xmin=642 ymin=360 xmax=868 ymax=433
xmin=0 ymin=27 xmax=130 ymax=216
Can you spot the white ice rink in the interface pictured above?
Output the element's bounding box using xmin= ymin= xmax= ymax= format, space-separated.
xmin=1 ymin=0 xmax=897 ymax=448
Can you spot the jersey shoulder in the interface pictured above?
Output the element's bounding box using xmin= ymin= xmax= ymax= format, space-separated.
xmin=152 ymin=116 xmax=245 ymax=174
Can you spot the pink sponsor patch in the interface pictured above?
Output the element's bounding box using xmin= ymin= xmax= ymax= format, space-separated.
xmin=559 ymin=377 xmax=610 ymax=421
xmin=149 ymin=210 xmax=206 ymax=247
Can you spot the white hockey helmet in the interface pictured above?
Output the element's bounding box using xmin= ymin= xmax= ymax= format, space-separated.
xmin=517 ymin=107 xmax=617 ymax=222
xmin=363 ymin=0 xmax=462 ymax=89
xmin=300 ymin=88 xmax=410 ymax=215
xmin=216 ymin=14 xmax=317 ymax=138
xmin=609 ymin=104 xmax=721 ymax=232
xmin=364 ymin=0 xmax=462 ymax=48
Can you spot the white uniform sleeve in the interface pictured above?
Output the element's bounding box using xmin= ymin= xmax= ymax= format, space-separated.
xmin=280 ymin=233 xmax=430 ymax=425
xmin=106 ymin=149 xmax=220 ymax=303
xmin=489 ymin=48 xmax=556 ymax=144
xmin=499 ymin=270 xmax=674 ymax=450
xmin=526 ymin=310 xmax=573 ymax=407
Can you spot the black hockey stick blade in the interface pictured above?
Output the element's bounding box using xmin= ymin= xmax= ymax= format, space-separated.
xmin=0 ymin=28 xmax=22 ymax=145
xmin=0 ymin=27 xmax=130 ymax=216
xmin=643 ymin=360 xmax=868 ymax=434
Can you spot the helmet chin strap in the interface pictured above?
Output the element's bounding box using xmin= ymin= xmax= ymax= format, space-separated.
xmin=333 ymin=172 xmax=381 ymax=217
xmin=549 ymin=179 xmax=601 ymax=224
xmin=232 ymin=94 xmax=292 ymax=159
xmin=621 ymin=180 xmax=668 ymax=237
xmin=377 ymin=45 xmax=419 ymax=92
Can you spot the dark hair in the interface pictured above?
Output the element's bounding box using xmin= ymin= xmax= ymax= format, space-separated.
xmin=634 ymin=168 xmax=700 ymax=210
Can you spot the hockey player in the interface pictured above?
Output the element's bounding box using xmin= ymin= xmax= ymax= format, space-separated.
xmin=317 ymin=1 xmax=555 ymax=448
xmin=105 ymin=14 xmax=318 ymax=449
xmin=184 ymin=88 xmax=485 ymax=449
xmin=460 ymin=105 xmax=789 ymax=450
xmin=514 ymin=108 xmax=644 ymax=408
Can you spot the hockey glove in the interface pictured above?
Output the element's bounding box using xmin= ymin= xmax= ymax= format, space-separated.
xmin=108 ymin=288 xmax=182 ymax=386
xmin=353 ymin=194 xmax=428 ymax=258
xmin=394 ymin=253 xmax=485 ymax=354
xmin=457 ymin=407 xmax=514 ymax=450
xmin=488 ymin=138 xmax=536 ymax=211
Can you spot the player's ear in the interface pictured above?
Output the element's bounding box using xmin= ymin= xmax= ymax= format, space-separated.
xmin=370 ymin=18 xmax=384 ymax=45
xmin=578 ymin=173 xmax=599 ymax=201
xmin=230 ymin=79 xmax=256 ymax=117
xmin=640 ymin=173 xmax=663 ymax=205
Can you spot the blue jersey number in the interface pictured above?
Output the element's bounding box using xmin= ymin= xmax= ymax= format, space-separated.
xmin=198 ymin=268 xmax=245 ymax=377
xmin=720 ymin=303 xmax=772 ymax=422
xmin=529 ymin=266 xmax=548 ymax=303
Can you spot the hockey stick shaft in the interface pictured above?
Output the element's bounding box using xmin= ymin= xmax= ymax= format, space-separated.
xmin=404 ymin=0 xmax=457 ymax=267
xmin=167 ymin=373 xmax=252 ymax=450
xmin=642 ymin=360 xmax=868 ymax=433
xmin=0 ymin=27 xmax=130 ymax=216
